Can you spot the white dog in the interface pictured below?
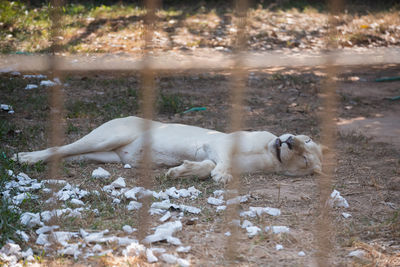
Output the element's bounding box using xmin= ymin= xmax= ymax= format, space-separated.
xmin=13 ymin=116 xmax=325 ymax=183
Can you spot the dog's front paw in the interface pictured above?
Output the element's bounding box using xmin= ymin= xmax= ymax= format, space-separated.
xmin=166 ymin=167 xmax=178 ymax=178
xmin=211 ymin=170 xmax=233 ymax=184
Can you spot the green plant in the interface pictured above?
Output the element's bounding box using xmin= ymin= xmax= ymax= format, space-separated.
xmin=158 ymin=93 xmax=186 ymax=114
xmin=0 ymin=158 xmax=23 ymax=246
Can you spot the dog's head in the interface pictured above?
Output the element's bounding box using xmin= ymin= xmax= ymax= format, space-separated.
xmin=274 ymin=134 xmax=325 ymax=176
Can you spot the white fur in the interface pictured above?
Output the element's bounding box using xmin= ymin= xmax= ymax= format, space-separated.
xmin=12 ymin=116 xmax=323 ymax=183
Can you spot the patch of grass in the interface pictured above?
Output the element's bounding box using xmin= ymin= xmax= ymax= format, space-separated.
xmin=0 ymin=157 xmax=24 ymax=246
xmin=66 ymin=121 xmax=79 ymax=134
xmin=158 ymin=93 xmax=187 ymax=114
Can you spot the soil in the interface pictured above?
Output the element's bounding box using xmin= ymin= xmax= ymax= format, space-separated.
xmin=1 ymin=63 xmax=399 ymax=266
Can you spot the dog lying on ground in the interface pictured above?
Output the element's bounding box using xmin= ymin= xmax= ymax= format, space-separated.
xmin=12 ymin=116 xmax=325 ymax=183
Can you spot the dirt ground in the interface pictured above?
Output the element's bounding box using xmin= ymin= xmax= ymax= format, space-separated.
xmin=1 ymin=62 xmax=399 ymax=266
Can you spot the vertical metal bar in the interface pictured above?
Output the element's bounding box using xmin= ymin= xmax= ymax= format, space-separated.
xmin=47 ymin=0 xmax=65 ymax=251
xmin=224 ymin=0 xmax=248 ymax=261
xmin=48 ymin=0 xmax=65 ymax=177
xmin=137 ymin=0 xmax=158 ymax=241
xmin=314 ymin=0 xmax=343 ymax=265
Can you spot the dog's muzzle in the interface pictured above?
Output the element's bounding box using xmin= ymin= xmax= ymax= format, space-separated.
xmin=274 ymin=136 xmax=294 ymax=163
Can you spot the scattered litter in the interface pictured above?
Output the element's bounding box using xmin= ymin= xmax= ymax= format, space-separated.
xmin=240 ymin=206 xmax=281 ymax=217
xmin=348 ymin=249 xmax=366 ymax=258
xmin=52 ymin=231 xmax=76 ymax=246
xmin=25 ymin=84 xmax=38 ymax=90
xmin=122 ymin=242 xmax=146 ymax=257
xmin=0 ymin=243 xmax=21 ymax=258
xmin=10 ymin=71 xmax=21 ymax=76
xmin=216 ymin=205 xmax=226 ymax=212
xmin=241 ymin=220 xmax=253 ymax=228
xmin=124 ymin=187 xmax=144 ymax=200
xmin=226 ymin=195 xmax=249 ymax=205
xmin=21 ymin=248 xmax=34 ymax=261
xmin=118 ymin=236 xmax=137 ymax=246
xmin=298 ymin=251 xmax=306 ymax=257
xmin=127 ymin=201 xmax=142 ymax=211
xmin=246 ymin=226 xmax=261 ymax=238
xmin=143 ymin=221 xmax=182 ymax=245
xmin=176 ymin=246 xmax=191 ymax=253
xmin=36 ymin=225 xmax=59 ymax=235
xmin=213 ymin=190 xmax=224 ymax=197
xmin=224 ymin=231 xmax=231 ymax=236
xmin=276 ymin=244 xmax=284 ymax=251
xmin=183 ymin=107 xmax=207 ymax=113
xmin=177 ymin=258 xmax=191 ymax=267
xmin=1 ymin=104 xmax=14 ymax=114
xmin=342 ymin=212 xmax=352 ymax=218
xmin=20 ymin=212 xmax=43 ymax=227
xmin=16 ymin=230 xmax=29 ymax=242
xmin=58 ymin=243 xmax=81 ymax=259
xmin=1 ymin=104 xmax=11 ymax=111
xmin=160 ymin=211 xmax=171 ymax=222
xmin=40 ymin=80 xmax=57 ymax=87
xmin=151 ymin=200 xmax=201 ymax=214
xmin=110 ymin=177 xmax=126 ymax=188
xmin=123 ymin=163 xmax=132 ymax=169
xmin=70 ymin=199 xmax=85 ymax=206
xmin=161 ymin=253 xmax=178 ymax=264
xmin=36 ymin=234 xmax=50 ymax=246
xmin=265 ymin=226 xmax=290 ymax=234
xmin=207 ymin=196 xmax=225 ymax=206
xmin=113 ymin=198 xmax=121 ymax=204
xmin=81 ymin=229 xmax=109 ymax=243
xmin=328 ymin=190 xmax=349 ymax=208
xmin=92 ymin=244 xmax=102 ymax=252
xmin=122 ymin=225 xmax=136 ymax=234
xmin=23 ymin=74 xmax=47 ymax=79
xmin=92 ymin=167 xmax=111 ymax=179
xmin=146 ymin=248 xmax=158 ymax=263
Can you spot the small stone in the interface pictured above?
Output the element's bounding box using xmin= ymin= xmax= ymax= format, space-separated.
xmin=176 ymin=246 xmax=191 ymax=253
xmin=127 ymin=201 xmax=142 ymax=211
xmin=177 ymin=258 xmax=191 ymax=267
xmin=70 ymin=199 xmax=84 ymax=206
xmin=146 ymin=248 xmax=158 ymax=263
xmin=92 ymin=244 xmax=102 ymax=252
xmin=298 ymin=251 xmax=306 ymax=257
xmin=25 ymin=84 xmax=38 ymax=90
xmin=246 ymin=226 xmax=261 ymax=238
xmin=160 ymin=253 xmax=177 ymax=264
xmin=92 ymin=167 xmax=110 ymax=179
xmin=122 ymin=225 xmax=135 ymax=234
xmin=159 ymin=211 xmax=171 ymax=222
xmin=342 ymin=212 xmax=352 ymax=218
xmin=265 ymin=226 xmax=290 ymax=234
xmin=111 ymin=177 xmax=126 ymax=188
xmin=348 ymin=249 xmax=366 ymax=259
xmin=207 ymin=196 xmax=225 ymax=206
xmin=40 ymin=80 xmax=57 ymax=87
xmin=216 ymin=205 xmax=226 ymax=212
xmin=16 ymin=230 xmax=29 ymax=242
xmin=123 ymin=164 xmax=132 ymax=169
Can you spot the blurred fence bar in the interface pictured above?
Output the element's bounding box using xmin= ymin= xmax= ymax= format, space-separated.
xmin=224 ymin=0 xmax=248 ymax=260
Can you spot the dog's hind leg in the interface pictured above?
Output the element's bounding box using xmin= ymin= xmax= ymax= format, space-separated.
xmin=65 ymin=151 xmax=122 ymax=163
xmin=166 ymin=160 xmax=216 ymax=179
xmin=13 ymin=117 xmax=147 ymax=164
